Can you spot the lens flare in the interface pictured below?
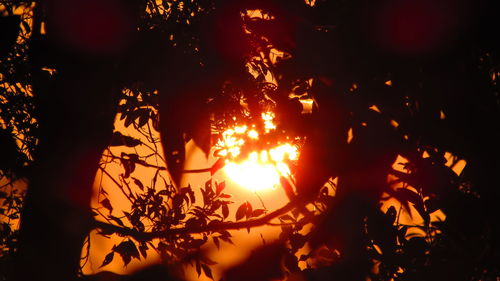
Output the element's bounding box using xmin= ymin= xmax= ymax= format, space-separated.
xmin=215 ymin=112 xmax=298 ymax=192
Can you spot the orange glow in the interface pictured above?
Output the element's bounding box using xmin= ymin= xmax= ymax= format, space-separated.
xmin=215 ymin=112 xmax=298 ymax=192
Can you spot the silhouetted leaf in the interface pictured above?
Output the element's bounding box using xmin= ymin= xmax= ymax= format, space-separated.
xmin=202 ymin=256 xmax=218 ymax=266
xmin=201 ymin=264 xmax=213 ymax=279
xmin=139 ymin=243 xmax=148 ymax=259
xmin=216 ymin=181 xmax=225 ymax=195
xmin=205 ymin=179 xmax=213 ymax=194
xmin=252 ymin=209 xmax=265 ymax=217
xmin=100 ymin=251 xmax=114 ymax=268
xmin=235 ymin=202 xmax=247 ymax=221
xmin=137 ymin=109 xmax=150 ymax=127
xmin=245 ymin=202 xmax=253 ymax=219
xmin=222 ymin=203 xmax=229 ymax=219
xmin=386 ymin=206 xmax=397 ymax=224
xmin=114 ymin=240 xmax=140 ymax=266
xmin=393 ymin=188 xmax=424 ymax=218
xmin=219 ymin=193 xmax=231 ymax=198
xmin=196 ymin=260 xmax=201 ymax=277
xmin=110 ymin=215 xmax=124 ymax=227
xmin=101 ymin=198 xmax=113 ymax=213
xmin=213 ymin=236 xmax=220 ymax=249
xmin=132 ymin=177 xmax=144 ymax=191
xmin=110 ymin=131 xmax=142 ymax=147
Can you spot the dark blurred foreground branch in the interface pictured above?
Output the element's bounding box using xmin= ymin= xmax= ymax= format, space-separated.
xmin=93 ymin=199 xmax=300 ymax=241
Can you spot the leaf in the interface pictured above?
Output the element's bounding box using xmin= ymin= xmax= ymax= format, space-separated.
xmin=213 ymin=237 xmax=220 ymax=249
xmin=201 ymin=264 xmax=214 ymax=279
xmin=222 ymin=204 xmax=229 ymax=219
xmin=139 ymin=243 xmax=148 ymax=259
xmin=393 ymin=188 xmax=424 ymax=218
xmin=386 ymin=206 xmax=397 ymax=224
xmin=188 ymin=188 xmax=196 ymax=204
xmin=120 ymin=157 xmax=135 ymax=178
xmin=235 ymin=202 xmax=247 ymax=221
xmin=114 ymin=240 xmax=140 ymax=266
xmin=219 ymin=235 xmax=234 ymax=245
xmin=124 ymin=114 xmax=134 ymax=128
xmin=196 ymin=260 xmax=201 ymax=277
xmin=109 ymin=215 xmax=124 ymax=227
xmin=252 ymin=209 xmax=266 ymax=217
xmin=100 ymin=251 xmax=114 ymax=268
xmin=100 ymin=198 xmax=113 ymax=213
xmin=205 ymin=180 xmax=213 ymax=194
xmin=137 ymin=109 xmax=150 ymax=127
xmin=219 ymin=193 xmax=231 ymax=198
xmin=395 ymin=188 xmax=422 ymax=205
xmin=202 ymin=256 xmax=218 ymax=266
xmin=245 ymin=202 xmax=253 ymax=219
xmin=132 ymin=177 xmax=144 ymax=191
xmin=216 ymin=181 xmax=225 ymax=195
xmin=110 ymin=131 xmax=142 ymax=147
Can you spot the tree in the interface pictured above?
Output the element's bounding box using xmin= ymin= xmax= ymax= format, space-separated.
xmin=1 ymin=0 xmax=499 ymax=281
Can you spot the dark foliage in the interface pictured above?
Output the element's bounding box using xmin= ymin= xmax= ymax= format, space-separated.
xmin=1 ymin=0 xmax=499 ymax=281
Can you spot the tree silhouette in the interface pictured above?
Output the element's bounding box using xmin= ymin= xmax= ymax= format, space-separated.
xmin=1 ymin=0 xmax=499 ymax=281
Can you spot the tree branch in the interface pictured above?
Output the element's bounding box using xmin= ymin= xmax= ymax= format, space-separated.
xmin=92 ymin=199 xmax=301 ymax=241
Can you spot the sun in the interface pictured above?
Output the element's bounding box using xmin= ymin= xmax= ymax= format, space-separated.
xmin=214 ymin=112 xmax=299 ymax=192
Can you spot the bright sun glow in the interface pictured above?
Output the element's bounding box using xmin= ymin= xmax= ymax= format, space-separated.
xmin=215 ymin=112 xmax=298 ymax=192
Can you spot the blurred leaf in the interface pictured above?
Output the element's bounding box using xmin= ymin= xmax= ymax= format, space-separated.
xmin=201 ymin=264 xmax=213 ymax=280
xmin=202 ymin=256 xmax=218 ymax=266
xmin=252 ymin=209 xmax=265 ymax=217
xmin=279 ymin=214 xmax=295 ymax=222
xmin=213 ymin=236 xmax=220 ymax=249
xmin=284 ymin=252 xmax=300 ymax=273
xmin=196 ymin=260 xmax=201 ymax=277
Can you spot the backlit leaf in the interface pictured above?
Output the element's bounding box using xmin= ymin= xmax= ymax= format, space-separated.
xmin=235 ymin=202 xmax=247 ymax=221
xmin=222 ymin=204 xmax=229 ymax=219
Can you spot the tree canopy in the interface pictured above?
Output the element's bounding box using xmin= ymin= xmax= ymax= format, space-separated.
xmin=0 ymin=0 xmax=499 ymax=280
